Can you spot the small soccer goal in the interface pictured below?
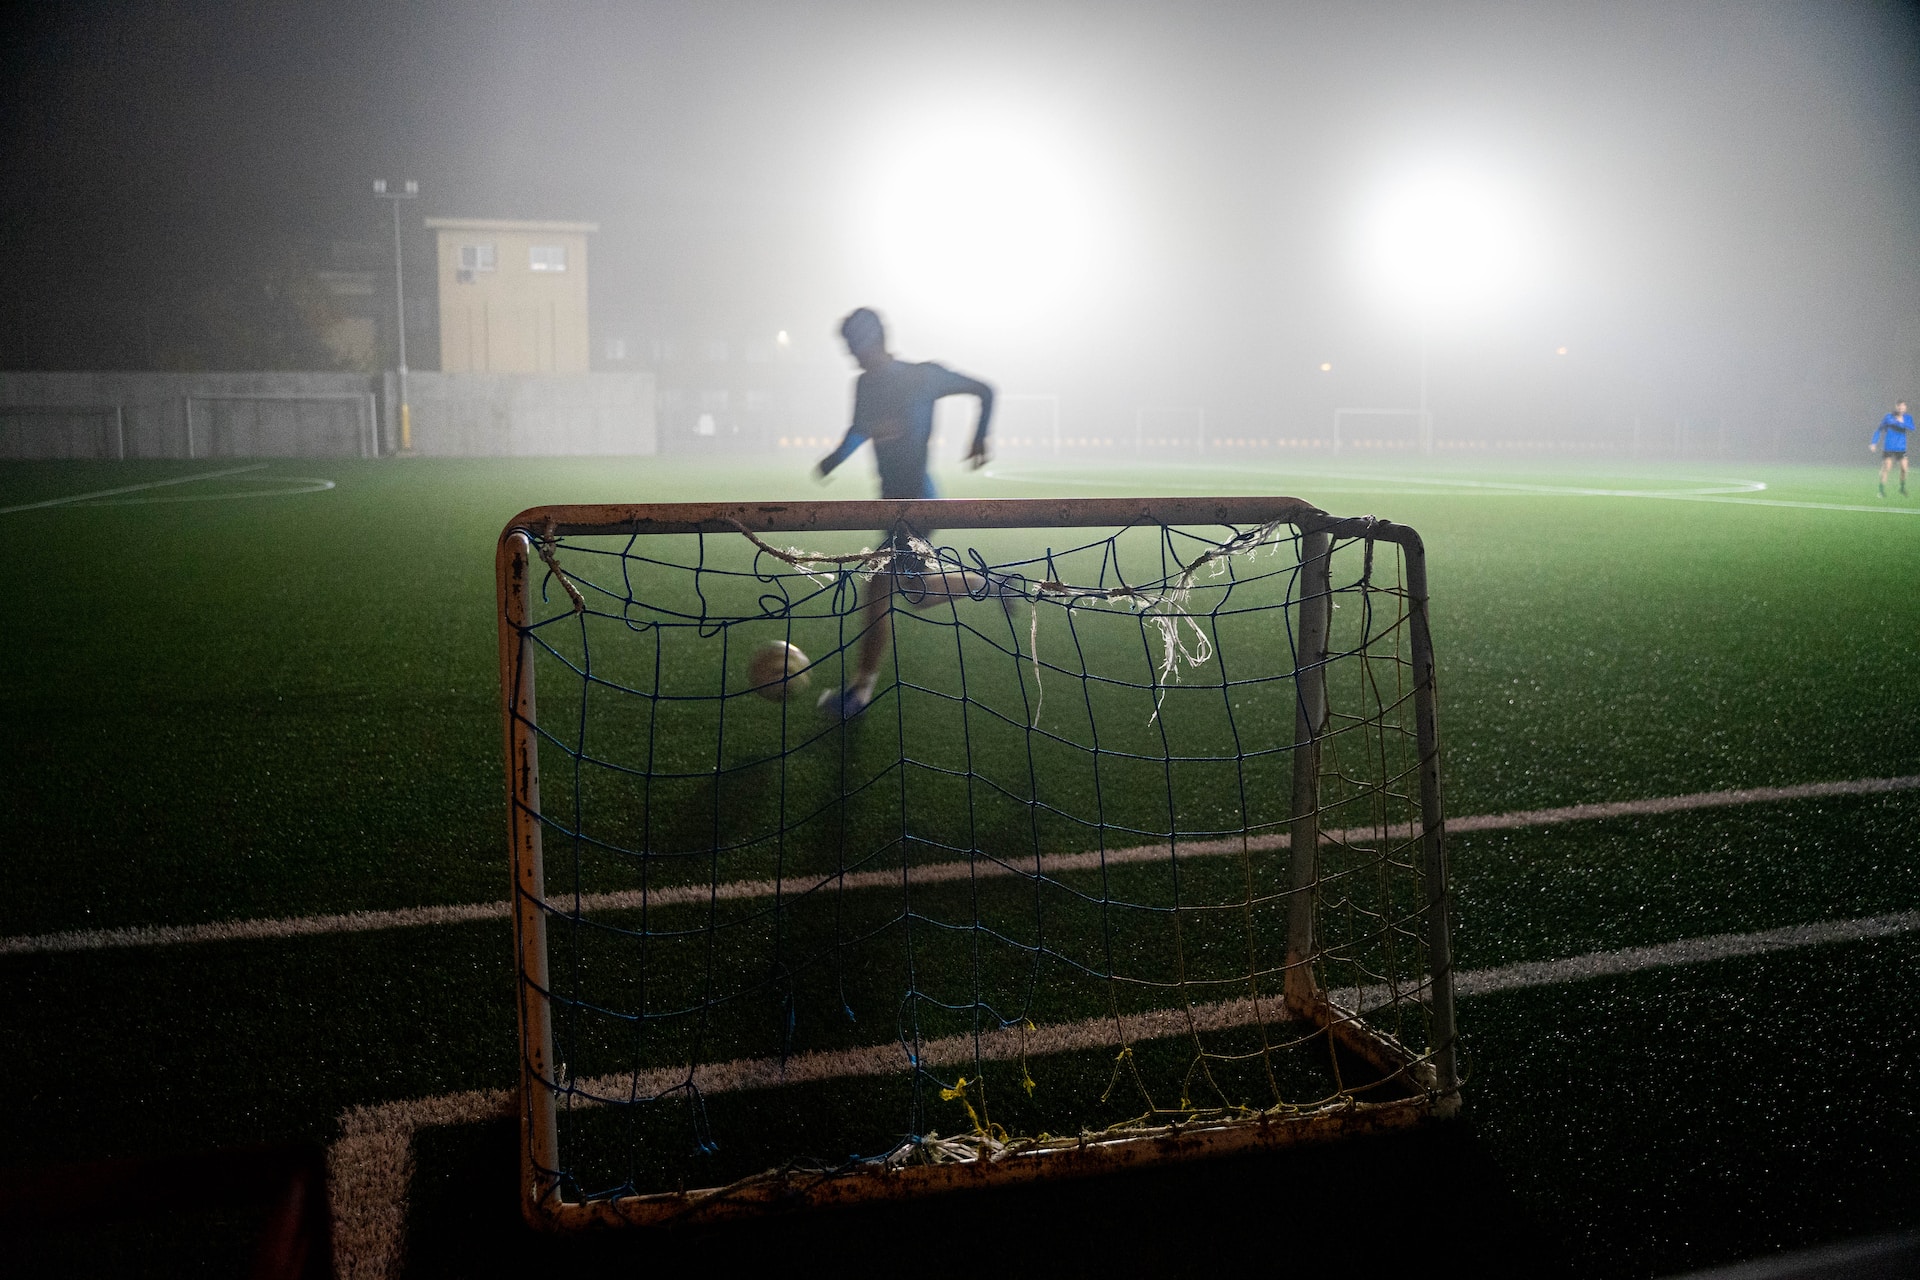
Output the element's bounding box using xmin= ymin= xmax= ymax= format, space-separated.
xmin=0 ymin=405 xmax=127 ymax=459
xmin=497 ymin=496 xmax=1458 ymax=1228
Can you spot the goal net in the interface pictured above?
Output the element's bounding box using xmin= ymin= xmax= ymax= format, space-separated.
xmin=498 ymin=496 xmax=1457 ymax=1227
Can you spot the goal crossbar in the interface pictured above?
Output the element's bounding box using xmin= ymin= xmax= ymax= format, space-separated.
xmin=497 ymin=496 xmax=1458 ymax=1228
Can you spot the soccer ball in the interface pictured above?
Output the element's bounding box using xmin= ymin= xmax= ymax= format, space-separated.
xmin=747 ymin=640 xmax=812 ymax=702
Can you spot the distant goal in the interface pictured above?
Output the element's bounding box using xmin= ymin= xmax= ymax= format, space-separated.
xmin=497 ymin=496 xmax=1458 ymax=1227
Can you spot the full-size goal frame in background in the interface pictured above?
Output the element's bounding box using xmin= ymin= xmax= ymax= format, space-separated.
xmin=497 ymin=496 xmax=1458 ymax=1229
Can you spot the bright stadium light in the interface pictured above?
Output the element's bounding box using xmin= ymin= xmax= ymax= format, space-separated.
xmin=852 ymin=103 xmax=1109 ymax=333
xmin=1351 ymin=156 xmax=1547 ymax=452
xmin=1355 ymin=159 xmax=1542 ymax=320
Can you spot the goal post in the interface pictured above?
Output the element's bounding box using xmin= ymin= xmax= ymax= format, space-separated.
xmin=497 ymin=496 xmax=1457 ymax=1229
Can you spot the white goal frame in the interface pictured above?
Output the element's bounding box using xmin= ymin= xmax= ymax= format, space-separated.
xmin=0 ymin=404 xmax=127 ymax=460
xmin=497 ymin=496 xmax=1458 ymax=1228
xmin=997 ymin=393 xmax=1061 ymax=456
xmin=183 ymin=391 xmax=379 ymax=459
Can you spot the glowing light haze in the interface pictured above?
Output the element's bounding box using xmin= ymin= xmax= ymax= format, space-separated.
xmin=0 ymin=1 xmax=1915 ymax=452
xmin=1354 ymin=159 xmax=1548 ymax=323
xmin=854 ymin=102 xmax=1116 ymax=336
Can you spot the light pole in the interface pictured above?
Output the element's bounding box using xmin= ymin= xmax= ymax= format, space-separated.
xmin=1360 ymin=163 xmax=1536 ymax=457
xmin=373 ymin=179 xmax=419 ymax=453
xmin=1418 ymin=321 xmax=1431 ymax=455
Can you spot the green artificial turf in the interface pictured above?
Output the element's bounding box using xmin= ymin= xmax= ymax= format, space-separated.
xmin=2 ymin=454 xmax=1916 ymax=1275
xmin=6 ymin=457 xmax=1914 ymax=935
xmin=1465 ymin=931 xmax=1920 ymax=1279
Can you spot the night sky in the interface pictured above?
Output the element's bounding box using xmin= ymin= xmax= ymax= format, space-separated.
xmin=3 ymin=1 xmax=1916 ymax=449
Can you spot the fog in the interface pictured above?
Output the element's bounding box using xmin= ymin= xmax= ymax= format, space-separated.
xmin=3 ymin=1 xmax=1916 ymax=455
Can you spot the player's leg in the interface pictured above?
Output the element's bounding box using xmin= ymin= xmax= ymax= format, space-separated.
xmin=818 ymin=544 xmax=1016 ymax=719
xmin=817 ymin=534 xmax=917 ymax=720
xmin=1901 ymin=453 xmax=1909 ymax=495
xmin=1880 ymin=454 xmax=1892 ymax=496
xmin=818 ymin=572 xmax=891 ymax=719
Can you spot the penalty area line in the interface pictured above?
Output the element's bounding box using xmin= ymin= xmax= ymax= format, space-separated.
xmin=0 ymin=462 xmax=270 ymax=515
xmin=6 ymin=774 xmax=1919 ymax=958
xmin=324 ymin=907 xmax=1920 ymax=1280
xmin=75 ymin=477 xmax=338 ymax=505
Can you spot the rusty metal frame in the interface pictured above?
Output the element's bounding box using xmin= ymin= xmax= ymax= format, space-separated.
xmin=497 ymin=496 xmax=1457 ymax=1230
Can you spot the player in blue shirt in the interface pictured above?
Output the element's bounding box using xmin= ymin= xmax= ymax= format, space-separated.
xmin=1871 ymin=400 xmax=1911 ymax=497
xmin=815 ymin=307 xmax=998 ymax=717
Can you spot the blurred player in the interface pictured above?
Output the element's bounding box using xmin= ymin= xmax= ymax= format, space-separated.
xmin=1871 ymin=400 xmax=1911 ymax=497
xmin=814 ymin=307 xmax=997 ymax=718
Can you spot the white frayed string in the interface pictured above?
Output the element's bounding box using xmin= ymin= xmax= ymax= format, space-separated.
xmin=1137 ymin=518 xmax=1286 ymax=721
xmin=535 ymin=520 xmax=587 ymax=614
xmin=730 ymin=521 xmax=893 ymax=577
xmin=1021 ymin=521 xmax=1287 ymax=723
xmin=1028 ymin=600 xmax=1044 ymax=726
xmin=729 ymin=519 xmax=1288 ymax=726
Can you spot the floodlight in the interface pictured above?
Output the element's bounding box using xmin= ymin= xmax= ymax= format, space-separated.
xmin=1355 ymin=159 xmax=1542 ymax=320
xmin=855 ymin=104 xmax=1108 ymax=328
xmin=1319 ymin=362 xmax=1333 ymax=373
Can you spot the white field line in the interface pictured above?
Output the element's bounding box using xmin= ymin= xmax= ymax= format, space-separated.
xmin=326 ymin=907 xmax=1920 ymax=1280
xmin=8 ymin=774 xmax=1918 ymax=958
xmin=0 ymin=462 xmax=269 ymax=514
xmin=984 ymin=467 xmax=1920 ymax=515
xmin=78 ymin=476 xmax=337 ymax=505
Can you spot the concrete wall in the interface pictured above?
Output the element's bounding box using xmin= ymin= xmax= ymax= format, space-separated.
xmin=0 ymin=371 xmax=379 ymax=460
xmin=390 ymin=371 xmax=654 ymax=456
xmin=0 ymin=370 xmax=654 ymax=458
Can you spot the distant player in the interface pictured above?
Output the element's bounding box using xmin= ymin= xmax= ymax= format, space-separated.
xmin=814 ymin=307 xmax=997 ymax=718
xmin=1871 ymin=400 xmax=1911 ymax=497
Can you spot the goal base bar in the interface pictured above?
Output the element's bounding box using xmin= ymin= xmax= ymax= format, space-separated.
xmin=522 ymin=987 xmax=1458 ymax=1231
xmin=528 ymin=1092 xmax=1454 ymax=1231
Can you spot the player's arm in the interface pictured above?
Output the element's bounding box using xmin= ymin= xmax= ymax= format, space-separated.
xmin=1871 ymin=424 xmax=1886 ymax=452
xmin=817 ymin=380 xmax=872 ymax=479
xmin=929 ymin=366 xmax=995 ymax=469
xmin=817 ymin=427 xmax=867 ymax=478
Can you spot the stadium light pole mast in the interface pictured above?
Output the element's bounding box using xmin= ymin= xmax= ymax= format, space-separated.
xmin=373 ymin=179 xmax=419 ymax=454
xmin=1418 ymin=322 xmax=1431 ymax=455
